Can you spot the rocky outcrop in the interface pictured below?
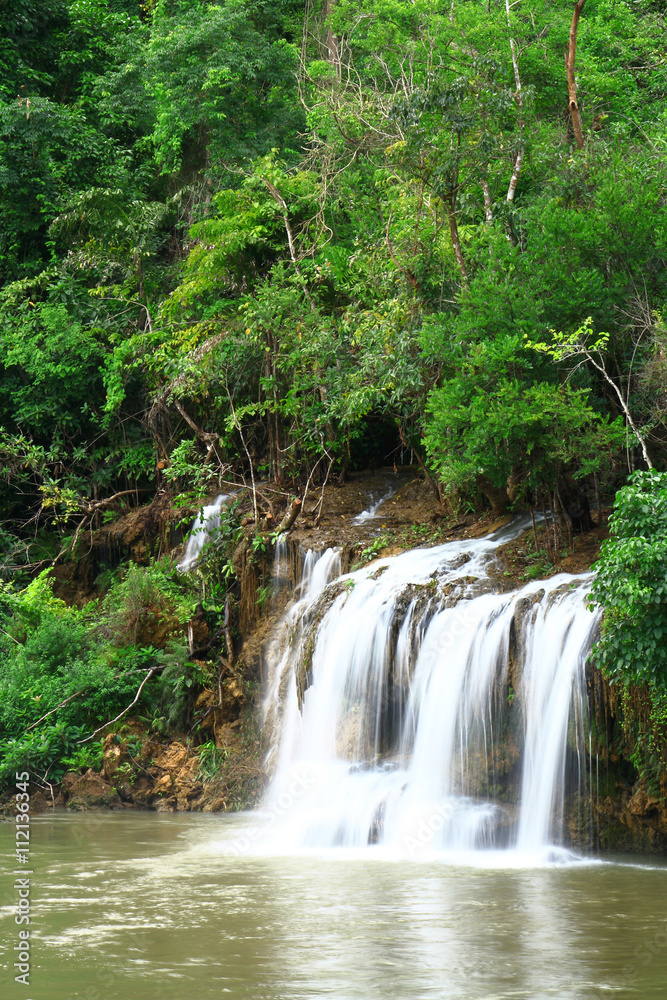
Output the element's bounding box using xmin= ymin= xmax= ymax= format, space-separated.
xmin=60 ymin=771 xmax=123 ymax=810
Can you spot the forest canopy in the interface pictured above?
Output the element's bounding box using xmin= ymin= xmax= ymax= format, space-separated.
xmin=0 ymin=0 xmax=665 ymax=589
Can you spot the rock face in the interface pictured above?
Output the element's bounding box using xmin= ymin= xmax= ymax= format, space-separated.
xmin=564 ymin=781 xmax=667 ymax=855
xmin=0 ymin=728 xmax=260 ymax=817
xmin=60 ymin=771 xmax=123 ymax=810
xmin=95 ymin=733 xmax=221 ymax=812
xmin=597 ymin=783 xmax=667 ymax=854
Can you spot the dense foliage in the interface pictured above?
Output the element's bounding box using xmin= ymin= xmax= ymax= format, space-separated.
xmin=1 ymin=0 xmax=666 ymax=698
xmin=0 ymin=560 xmax=205 ymax=789
xmin=590 ymin=472 xmax=667 ymax=690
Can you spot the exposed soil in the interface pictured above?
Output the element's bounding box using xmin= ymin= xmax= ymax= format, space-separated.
xmin=3 ymin=718 xmax=265 ymax=817
xmin=290 ymin=468 xmax=611 ymax=589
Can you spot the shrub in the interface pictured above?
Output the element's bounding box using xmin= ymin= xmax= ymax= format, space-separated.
xmin=590 ymin=470 xmax=667 ymax=689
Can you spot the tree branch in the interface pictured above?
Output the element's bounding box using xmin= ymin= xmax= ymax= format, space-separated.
xmin=78 ymin=668 xmax=158 ymax=743
xmin=26 ymin=688 xmax=89 ymax=730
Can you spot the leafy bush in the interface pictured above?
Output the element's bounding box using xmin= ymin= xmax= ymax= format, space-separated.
xmin=590 ymin=471 xmax=667 ymax=689
xmin=144 ymin=641 xmax=203 ymax=733
xmin=0 ymin=722 xmax=89 ymax=789
xmin=0 ymin=567 xmax=199 ymax=791
xmin=101 ymin=558 xmax=197 ymax=645
xmin=61 ymin=740 xmax=105 ymax=775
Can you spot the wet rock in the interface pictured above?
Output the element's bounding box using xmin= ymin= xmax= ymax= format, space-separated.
xmin=628 ymin=787 xmax=661 ymax=816
xmin=202 ymin=795 xmax=227 ymax=812
xmin=155 ymin=796 xmax=178 ymax=812
xmin=27 ymin=790 xmax=55 ymax=813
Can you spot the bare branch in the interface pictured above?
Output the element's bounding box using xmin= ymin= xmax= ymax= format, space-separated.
xmin=565 ymin=0 xmax=587 ymax=149
xmin=26 ymin=688 xmax=89 ymax=730
xmin=78 ymin=668 xmax=157 ymax=744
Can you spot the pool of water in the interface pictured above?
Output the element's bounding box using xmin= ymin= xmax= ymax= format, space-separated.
xmin=2 ymin=812 xmax=667 ymax=999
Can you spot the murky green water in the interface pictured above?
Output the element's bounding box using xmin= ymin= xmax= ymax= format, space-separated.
xmin=2 ymin=812 xmax=667 ymax=1000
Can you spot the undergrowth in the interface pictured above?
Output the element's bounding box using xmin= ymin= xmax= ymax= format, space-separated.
xmin=0 ymin=561 xmax=206 ymax=792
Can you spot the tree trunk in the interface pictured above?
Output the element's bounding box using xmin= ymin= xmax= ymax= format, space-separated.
xmin=446 ymin=192 xmax=468 ymax=288
xmin=476 ymin=474 xmax=509 ymax=518
xmin=504 ymin=0 xmax=525 ymax=203
xmin=482 ymin=181 xmax=493 ymax=224
xmin=559 ymin=480 xmax=593 ymax=534
xmin=324 ymin=0 xmax=340 ymax=78
xmin=398 ymin=423 xmax=442 ymax=505
xmin=565 ymin=0 xmax=587 ymax=150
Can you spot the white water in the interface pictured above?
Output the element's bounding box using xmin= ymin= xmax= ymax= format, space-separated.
xmin=262 ymin=546 xmax=342 ymax=778
xmin=271 ymin=533 xmax=289 ymax=595
xmin=262 ymin=521 xmax=599 ymax=862
xmin=177 ymin=494 xmax=230 ymax=571
xmin=353 ymin=484 xmax=397 ymax=523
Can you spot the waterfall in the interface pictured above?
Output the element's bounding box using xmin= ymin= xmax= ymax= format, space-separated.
xmin=263 ymin=546 xmax=342 ymax=776
xmin=353 ymin=483 xmax=398 ymax=523
xmin=177 ymin=494 xmax=230 ymax=572
xmin=262 ymin=521 xmax=600 ymax=860
xmin=271 ymin=533 xmax=289 ymax=595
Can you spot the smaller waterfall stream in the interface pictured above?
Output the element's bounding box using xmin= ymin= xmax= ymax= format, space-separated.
xmin=262 ymin=521 xmax=599 ymax=862
xmin=353 ymin=486 xmax=397 ymax=523
xmin=177 ymin=494 xmax=230 ymax=571
xmin=271 ymin=533 xmax=289 ymax=595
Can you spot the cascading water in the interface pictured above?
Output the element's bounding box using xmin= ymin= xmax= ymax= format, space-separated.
xmin=177 ymin=494 xmax=230 ymax=571
xmin=262 ymin=546 xmax=342 ymax=778
xmin=262 ymin=520 xmax=600 ymax=862
xmin=271 ymin=533 xmax=289 ymax=595
xmin=353 ymin=485 xmax=397 ymax=523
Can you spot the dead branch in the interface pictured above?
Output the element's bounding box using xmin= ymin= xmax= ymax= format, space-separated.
xmin=79 ymin=488 xmax=148 ymax=516
xmin=172 ymin=399 xmax=219 ymax=445
xmin=277 ymin=496 xmax=302 ymax=534
xmin=26 ymin=687 xmax=89 ymax=730
xmin=0 ymin=624 xmax=21 ymax=645
xmin=565 ymin=0 xmax=587 ymax=149
xmin=300 ymin=452 xmax=328 ymax=514
xmin=78 ymin=667 xmax=157 ymax=744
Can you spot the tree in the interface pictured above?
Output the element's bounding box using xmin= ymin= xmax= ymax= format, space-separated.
xmin=529 ymin=318 xmax=654 ymax=471
xmin=144 ymin=1 xmax=302 ymax=176
xmin=423 ymin=330 xmax=622 ymax=516
xmin=565 ymin=0 xmax=587 ymax=149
